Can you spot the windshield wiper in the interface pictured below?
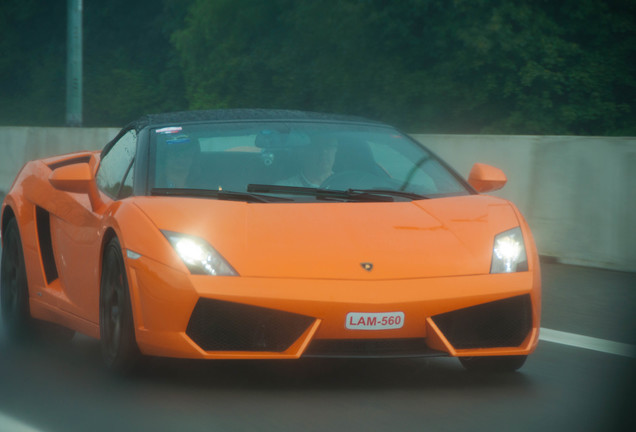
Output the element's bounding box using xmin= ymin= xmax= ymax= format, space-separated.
xmin=347 ymin=189 xmax=429 ymax=200
xmin=150 ymin=188 xmax=292 ymax=203
xmin=247 ymin=184 xmax=396 ymax=202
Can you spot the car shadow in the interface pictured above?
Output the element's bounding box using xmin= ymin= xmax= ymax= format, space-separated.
xmin=0 ymin=330 xmax=535 ymax=393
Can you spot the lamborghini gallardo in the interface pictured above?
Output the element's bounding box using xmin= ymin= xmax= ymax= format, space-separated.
xmin=0 ymin=109 xmax=540 ymax=373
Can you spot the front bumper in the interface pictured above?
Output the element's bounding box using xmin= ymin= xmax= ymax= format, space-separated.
xmin=126 ymin=256 xmax=541 ymax=359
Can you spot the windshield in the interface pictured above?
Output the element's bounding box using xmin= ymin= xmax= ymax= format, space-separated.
xmin=149 ymin=121 xmax=469 ymax=201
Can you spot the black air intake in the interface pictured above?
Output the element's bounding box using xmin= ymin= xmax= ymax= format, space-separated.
xmin=431 ymin=294 xmax=533 ymax=349
xmin=186 ymin=298 xmax=314 ymax=352
xmin=36 ymin=206 xmax=58 ymax=283
xmin=303 ymin=338 xmax=446 ymax=358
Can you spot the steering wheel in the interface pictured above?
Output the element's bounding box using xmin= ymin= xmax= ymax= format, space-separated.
xmin=320 ymin=170 xmax=390 ymax=190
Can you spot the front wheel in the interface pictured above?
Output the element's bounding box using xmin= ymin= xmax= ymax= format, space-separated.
xmin=99 ymin=237 xmax=141 ymax=373
xmin=459 ymin=355 xmax=527 ymax=372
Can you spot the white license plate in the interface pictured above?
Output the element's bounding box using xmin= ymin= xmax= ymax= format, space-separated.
xmin=345 ymin=312 xmax=405 ymax=330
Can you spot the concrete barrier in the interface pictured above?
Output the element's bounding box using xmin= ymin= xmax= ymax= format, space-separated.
xmin=414 ymin=134 xmax=636 ymax=273
xmin=1 ymin=127 xmax=634 ymax=272
xmin=0 ymin=127 xmax=120 ymax=190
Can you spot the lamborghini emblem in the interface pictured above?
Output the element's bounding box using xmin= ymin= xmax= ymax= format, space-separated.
xmin=361 ymin=262 xmax=373 ymax=271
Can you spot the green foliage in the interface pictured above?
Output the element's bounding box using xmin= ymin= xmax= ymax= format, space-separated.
xmin=0 ymin=0 xmax=191 ymax=127
xmin=1 ymin=0 xmax=634 ymax=134
xmin=0 ymin=0 xmax=66 ymax=125
xmin=172 ymin=0 xmax=636 ymax=134
xmin=82 ymin=0 xmax=191 ymax=126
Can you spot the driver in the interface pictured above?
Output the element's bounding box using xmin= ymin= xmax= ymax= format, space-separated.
xmin=162 ymin=134 xmax=200 ymax=188
xmin=278 ymin=135 xmax=338 ymax=187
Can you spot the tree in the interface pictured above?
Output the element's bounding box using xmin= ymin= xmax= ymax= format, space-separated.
xmin=172 ymin=0 xmax=636 ymax=135
xmin=0 ymin=0 xmax=192 ymax=127
xmin=82 ymin=0 xmax=191 ymax=126
xmin=1 ymin=0 xmax=634 ymax=134
xmin=0 ymin=0 xmax=66 ymax=125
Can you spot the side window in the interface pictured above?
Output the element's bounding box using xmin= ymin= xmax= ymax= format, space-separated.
xmin=96 ymin=130 xmax=137 ymax=199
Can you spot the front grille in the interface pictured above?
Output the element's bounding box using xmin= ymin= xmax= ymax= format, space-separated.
xmin=431 ymin=294 xmax=533 ymax=349
xmin=303 ymin=338 xmax=446 ymax=358
xmin=186 ymin=298 xmax=315 ymax=352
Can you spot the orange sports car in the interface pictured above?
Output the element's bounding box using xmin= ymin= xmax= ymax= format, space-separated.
xmin=1 ymin=109 xmax=540 ymax=373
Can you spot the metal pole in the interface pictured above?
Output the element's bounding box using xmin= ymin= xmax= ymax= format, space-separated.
xmin=66 ymin=0 xmax=83 ymax=127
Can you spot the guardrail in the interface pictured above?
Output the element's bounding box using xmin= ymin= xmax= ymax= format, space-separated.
xmin=1 ymin=127 xmax=634 ymax=272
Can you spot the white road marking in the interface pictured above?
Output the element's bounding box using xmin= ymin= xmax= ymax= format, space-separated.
xmin=540 ymin=327 xmax=636 ymax=358
xmin=0 ymin=412 xmax=46 ymax=432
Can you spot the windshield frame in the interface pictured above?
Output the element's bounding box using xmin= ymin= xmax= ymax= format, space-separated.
xmin=139 ymin=119 xmax=475 ymax=201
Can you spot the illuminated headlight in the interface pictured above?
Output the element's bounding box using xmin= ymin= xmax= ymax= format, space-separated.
xmin=162 ymin=231 xmax=238 ymax=276
xmin=490 ymin=227 xmax=528 ymax=273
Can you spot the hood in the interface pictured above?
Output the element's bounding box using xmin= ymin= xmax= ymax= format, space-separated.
xmin=133 ymin=195 xmax=520 ymax=279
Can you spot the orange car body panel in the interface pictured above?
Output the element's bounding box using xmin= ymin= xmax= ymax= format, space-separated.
xmin=2 ymin=149 xmax=541 ymax=360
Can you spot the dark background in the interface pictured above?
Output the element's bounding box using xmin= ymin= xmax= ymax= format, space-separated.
xmin=1 ymin=0 xmax=635 ymax=134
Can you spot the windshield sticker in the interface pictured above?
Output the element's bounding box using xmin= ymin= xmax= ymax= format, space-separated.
xmin=156 ymin=126 xmax=183 ymax=134
xmin=166 ymin=134 xmax=191 ymax=145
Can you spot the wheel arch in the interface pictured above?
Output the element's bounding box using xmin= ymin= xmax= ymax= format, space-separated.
xmin=1 ymin=204 xmax=17 ymax=240
xmin=98 ymin=228 xmax=142 ymax=371
xmin=101 ymin=227 xmax=119 ymax=256
xmin=98 ymin=227 xmax=120 ymax=304
xmin=98 ymin=227 xmax=120 ymax=291
xmin=98 ymin=227 xmax=140 ymax=329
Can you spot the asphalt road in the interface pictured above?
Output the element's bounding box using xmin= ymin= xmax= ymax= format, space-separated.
xmin=1 ymin=260 xmax=635 ymax=432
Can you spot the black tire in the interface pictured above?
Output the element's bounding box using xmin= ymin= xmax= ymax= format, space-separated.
xmin=459 ymin=355 xmax=527 ymax=373
xmin=1 ymin=218 xmax=34 ymax=341
xmin=99 ymin=237 xmax=140 ymax=373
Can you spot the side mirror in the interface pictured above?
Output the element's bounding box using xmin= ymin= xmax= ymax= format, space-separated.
xmin=468 ymin=163 xmax=507 ymax=193
xmin=49 ymin=157 xmax=105 ymax=213
xmin=49 ymin=163 xmax=93 ymax=194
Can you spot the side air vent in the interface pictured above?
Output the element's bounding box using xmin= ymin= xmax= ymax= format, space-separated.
xmin=186 ymin=298 xmax=315 ymax=352
xmin=431 ymin=294 xmax=533 ymax=349
xmin=35 ymin=206 xmax=58 ymax=283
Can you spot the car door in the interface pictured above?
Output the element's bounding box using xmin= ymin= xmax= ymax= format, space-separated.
xmin=52 ymin=129 xmax=137 ymax=323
